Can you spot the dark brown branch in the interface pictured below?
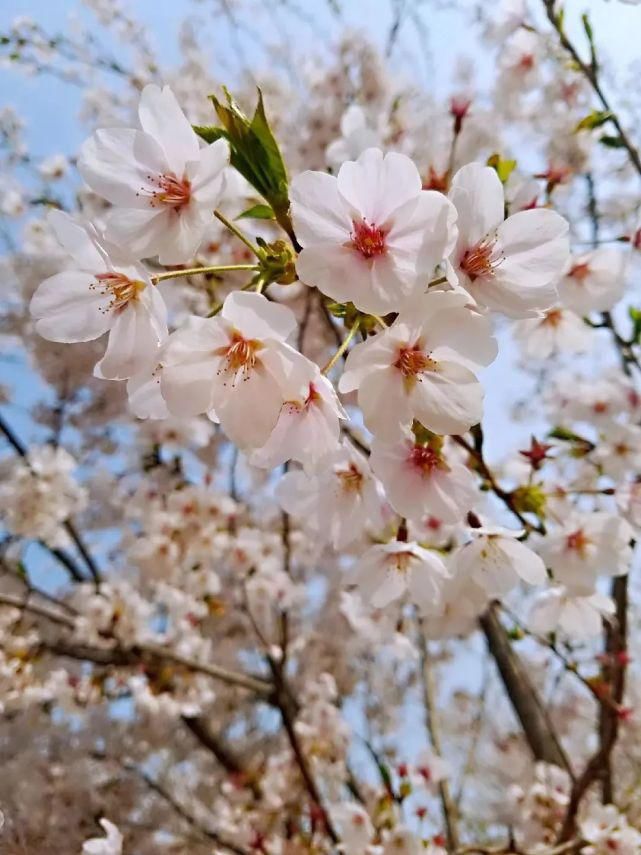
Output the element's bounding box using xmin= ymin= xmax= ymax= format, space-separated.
xmin=182 ymin=715 xmax=262 ymax=798
xmin=479 ymin=603 xmax=572 ymax=775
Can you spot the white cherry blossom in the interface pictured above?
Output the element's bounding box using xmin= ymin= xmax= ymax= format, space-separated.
xmin=449 ymin=162 xmax=569 ymax=318
xmin=538 ymin=513 xmax=633 ymax=594
xmin=512 ymin=306 xmax=592 ymax=359
xmin=339 ymin=290 xmax=497 ymax=440
xmin=452 ymin=526 xmax=547 ymax=596
xmin=276 ymin=443 xmax=386 ymax=550
xmin=79 ymin=84 xmax=229 ymax=263
xmin=30 ymin=211 xmax=167 ymax=380
xmin=250 ymin=371 xmax=345 ymax=473
xmin=160 ymin=291 xmax=312 ymax=449
xmin=291 ymin=147 xmax=457 ymax=315
xmin=558 ymin=248 xmax=625 ymax=314
xmin=370 ymin=432 xmax=477 ymax=523
xmin=528 ymin=586 xmax=615 ymax=641
xmin=354 ymin=540 xmax=449 ymax=610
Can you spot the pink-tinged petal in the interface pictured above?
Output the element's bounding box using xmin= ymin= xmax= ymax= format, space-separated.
xmin=260 ymin=342 xmax=315 ymax=399
xmin=339 ymin=330 xmax=402 ymax=393
xmin=127 ymin=369 xmax=168 ymax=420
xmin=359 ymin=367 xmax=414 ymax=441
xmin=216 ymin=366 xmax=283 ymax=449
xmin=498 ymin=537 xmax=547 ymax=585
xmin=290 ymin=170 xmax=351 ymax=245
xmin=155 ymin=204 xmax=209 ymax=265
xmin=104 ymin=208 xmax=171 ymax=260
xmin=221 ymin=291 xmax=297 ymax=341
xmin=78 ymin=128 xmax=168 ymax=208
xmin=497 ymin=208 xmax=569 ymax=284
xmin=161 ymin=358 xmax=218 ymax=417
xmin=31 ymin=271 xmax=114 ymax=342
xmin=162 ymin=315 xmax=230 ymax=363
xmin=411 ymin=360 xmax=483 ymax=435
xmin=418 ymin=295 xmax=498 ymax=368
xmin=138 ymin=84 xmax=199 ymax=175
xmin=337 ymin=149 xmax=422 ymax=225
xmin=94 ymin=299 xmax=165 ymax=380
xmin=47 ymin=210 xmax=107 ymax=271
xmin=528 ymin=589 xmax=563 ymax=635
xmin=449 ymin=162 xmax=504 ymax=248
xmin=387 ymin=191 xmax=458 ymax=275
xmin=188 ymin=138 xmax=229 ymax=206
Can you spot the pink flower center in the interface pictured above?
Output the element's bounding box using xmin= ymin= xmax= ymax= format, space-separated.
xmin=566 ymin=528 xmax=590 ymax=557
xmin=395 ymin=345 xmax=437 ymax=379
xmin=92 ymin=271 xmax=146 ymax=312
xmin=350 ymin=218 xmax=387 ymax=259
xmin=569 ymin=262 xmax=591 ymax=282
xmin=336 ymin=463 xmax=364 ymax=494
xmin=541 ymin=308 xmax=563 ymax=328
xmin=409 ymin=444 xmax=446 ymax=476
xmin=139 ymin=172 xmax=192 ymax=210
xmin=216 ymin=331 xmax=262 ymax=382
xmin=460 ymin=237 xmax=500 ymax=281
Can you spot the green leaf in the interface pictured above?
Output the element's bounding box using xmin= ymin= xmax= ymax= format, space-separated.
xmin=236 ymin=203 xmax=275 ymax=221
xmin=486 ymin=153 xmax=517 ymax=184
xmin=629 ymin=307 xmax=641 ymax=344
xmin=208 ymin=88 xmax=289 ymax=215
xmin=581 ymin=12 xmax=593 ymax=43
xmin=575 ymin=110 xmax=612 ymax=132
xmin=193 ymin=125 xmax=227 ymax=144
xmin=599 ymin=134 xmax=625 ymax=149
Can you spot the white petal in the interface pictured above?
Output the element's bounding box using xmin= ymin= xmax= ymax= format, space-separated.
xmin=189 ymin=138 xmax=229 ymax=206
xmin=411 ymin=361 xmax=483 ymax=435
xmin=79 ymin=128 xmax=168 ymax=208
xmin=449 ymin=163 xmax=504 ymax=247
xmin=498 ymin=537 xmax=547 ymax=585
xmin=94 ymin=296 xmax=165 ymax=380
xmin=138 ymin=84 xmax=199 ymax=175
xmin=47 ymin=210 xmax=107 ymax=270
xmin=31 ymin=271 xmax=113 ymax=342
xmin=337 ymin=148 xmax=422 ymax=225
xmin=222 ymin=290 xmax=297 ymax=341
xmin=290 ymin=170 xmax=351 ymax=245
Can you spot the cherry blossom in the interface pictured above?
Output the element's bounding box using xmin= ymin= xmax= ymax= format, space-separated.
xmin=538 ymin=513 xmax=633 ymax=594
xmin=558 ymin=248 xmax=626 ymax=314
xmin=291 ymin=147 xmax=457 ymax=314
xmin=276 ymin=443 xmax=386 ymax=550
xmin=528 ymin=586 xmax=615 ymax=641
xmin=448 ymin=162 xmax=569 ymax=318
xmin=79 ymin=84 xmax=229 ymax=263
xmin=30 ymin=211 xmax=167 ymax=380
xmin=161 ymin=291 xmax=313 ymax=448
xmin=452 ymin=526 xmax=547 ymax=596
xmin=369 ymin=432 xmax=477 ymax=523
xmin=339 ymin=290 xmax=497 ymax=440
xmin=250 ymin=371 xmax=345 ymax=472
xmin=354 ymin=540 xmax=449 ymax=609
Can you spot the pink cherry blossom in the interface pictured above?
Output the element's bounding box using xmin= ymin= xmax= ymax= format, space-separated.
xmin=449 ymin=162 xmax=569 ymax=318
xmin=79 ymin=84 xmax=229 ymax=264
xmin=339 ymin=290 xmax=497 ymax=440
xmin=291 ymin=147 xmax=457 ymax=315
xmin=30 ymin=210 xmax=167 ymax=380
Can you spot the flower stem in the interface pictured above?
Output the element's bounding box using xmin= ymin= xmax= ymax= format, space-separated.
xmin=152 ymin=264 xmax=259 ymax=283
xmin=321 ymin=318 xmax=360 ymax=375
xmin=214 ymin=209 xmax=263 ymax=258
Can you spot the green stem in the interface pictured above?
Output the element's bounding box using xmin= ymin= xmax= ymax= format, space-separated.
xmin=321 ymin=319 xmax=360 ymax=375
xmin=152 ymin=264 xmax=258 ymax=283
xmin=214 ymin=209 xmax=263 ymax=258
